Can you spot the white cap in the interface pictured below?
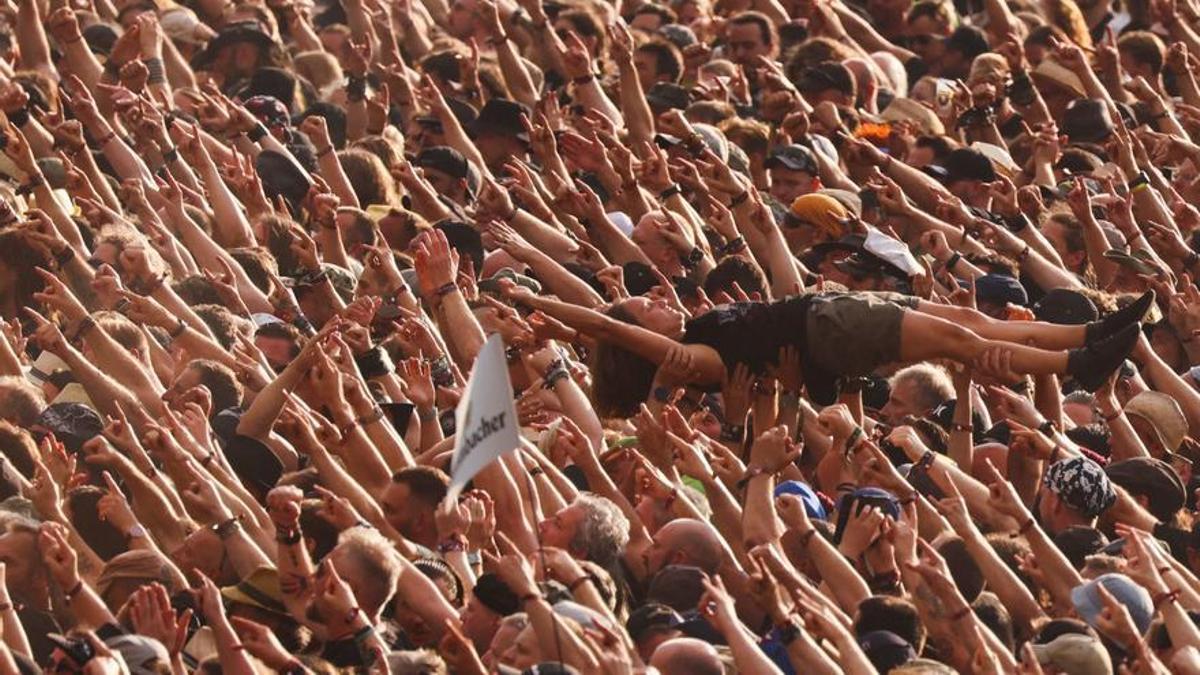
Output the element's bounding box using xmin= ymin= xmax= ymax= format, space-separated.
xmin=160 ymin=8 xmax=216 ymax=46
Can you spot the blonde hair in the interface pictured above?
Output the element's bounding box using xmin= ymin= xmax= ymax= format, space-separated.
xmin=293 ymin=51 xmax=343 ymax=98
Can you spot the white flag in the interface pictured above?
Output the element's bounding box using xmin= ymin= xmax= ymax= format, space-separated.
xmin=448 ymin=334 xmax=521 ymax=499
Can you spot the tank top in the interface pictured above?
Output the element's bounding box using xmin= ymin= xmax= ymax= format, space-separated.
xmin=680 ymin=296 xmax=813 ymax=376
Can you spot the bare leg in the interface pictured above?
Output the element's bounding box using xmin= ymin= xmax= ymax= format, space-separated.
xmin=899 ymin=311 xmax=1069 ymax=374
xmin=914 ymin=301 xmax=1086 ymax=350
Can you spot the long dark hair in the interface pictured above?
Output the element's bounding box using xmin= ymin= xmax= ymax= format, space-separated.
xmin=590 ymin=303 xmax=658 ymax=419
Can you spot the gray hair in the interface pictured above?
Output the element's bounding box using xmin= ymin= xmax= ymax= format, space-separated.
xmin=889 ymin=364 xmax=954 ymax=413
xmin=570 ymin=493 xmax=630 ymax=569
xmin=335 ymin=527 xmax=403 ymax=614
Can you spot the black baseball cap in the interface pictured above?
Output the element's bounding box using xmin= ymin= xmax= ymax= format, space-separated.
xmin=766 ymin=144 xmax=819 ymax=174
xmin=418 ymin=146 xmax=480 ymax=197
xmin=1033 ymin=288 xmax=1099 ymax=325
xmin=626 ymin=603 xmax=684 ymax=643
xmin=974 ymin=273 xmax=1028 ymax=307
xmin=415 ymin=146 xmax=469 ymax=180
xmin=944 ymin=147 xmax=996 ymax=183
xmin=469 ymin=99 xmax=530 ymax=142
xmin=1062 ymin=99 xmax=1116 ymax=145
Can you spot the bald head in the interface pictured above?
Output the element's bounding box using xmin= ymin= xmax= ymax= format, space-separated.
xmin=649 ymin=637 xmax=723 ymax=675
xmin=656 ymin=519 xmax=724 ymax=574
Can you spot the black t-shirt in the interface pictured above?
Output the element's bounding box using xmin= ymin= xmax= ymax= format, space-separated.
xmin=18 ymin=607 xmax=61 ymax=664
xmin=681 ymin=297 xmax=812 ymax=378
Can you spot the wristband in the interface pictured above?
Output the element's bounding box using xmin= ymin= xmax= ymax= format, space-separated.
xmin=844 ymin=426 xmax=865 ymax=456
xmin=417 ymin=406 xmax=438 ymax=422
xmin=1038 ymin=419 xmax=1057 ymax=436
xmin=571 ymin=74 xmax=596 ymax=86
xmin=721 ymin=236 xmax=747 ymax=256
xmin=1018 ymin=517 xmax=1035 ymax=535
xmin=70 ymin=316 xmax=96 ymax=343
xmin=351 ymin=623 xmax=374 ymax=645
xmin=945 ymin=252 xmax=962 ymax=272
xmin=567 ymin=576 xmax=592 ymax=592
xmin=951 ymin=422 xmax=973 ymax=433
xmin=95 ymin=130 xmax=117 ymax=147
xmin=247 ymin=123 xmax=269 ymax=143
xmin=168 ymin=318 xmax=187 ymax=340
xmin=276 ymin=527 xmax=302 ymax=545
xmin=520 ymin=592 xmax=541 ymax=606
xmin=145 ymin=57 xmax=166 ymax=85
xmin=1128 ymin=172 xmax=1150 ymax=193
xmin=16 ymin=174 xmax=45 ymax=196
xmin=429 ymin=355 xmax=454 ymax=387
xmin=720 ymin=422 xmax=744 ymax=442
xmin=433 ymin=282 xmax=459 ymax=299
xmin=1003 ymin=213 xmax=1030 ymax=232
xmin=658 ymin=184 xmax=682 ymax=200
xmin=213 ymin=516 xmax=242 ymax=540
xmin=357 ymin=406 xmax=385 ymax=427
xmin=683 ymin=246 xmax=704 ymax=269
xmin=64 ymin=580 xmax=84 ymax=600
xmin=437 ymin=534 xmax=467 ymax=553
xmin=917 ymin=450 xmax=936 ymax=471
xmin=54 ymin=246 xmax=76 ymax=268
xmin=6 ymin=107 xmax=28 ymax=128
xmin=729 ymin=189 xmax=750 ymax=208
xmin=542 ymin=366 xmax=570 ymax=389
xmin=162 ymin=146 xmax=179 ymax=163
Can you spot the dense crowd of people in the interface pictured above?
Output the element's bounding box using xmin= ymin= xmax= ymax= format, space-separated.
xmin=7 ymin=0 xmax=1200 ymax=670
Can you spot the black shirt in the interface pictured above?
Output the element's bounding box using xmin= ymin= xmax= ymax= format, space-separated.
xmin=681 ymin=297 xmax=812 ymax=378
